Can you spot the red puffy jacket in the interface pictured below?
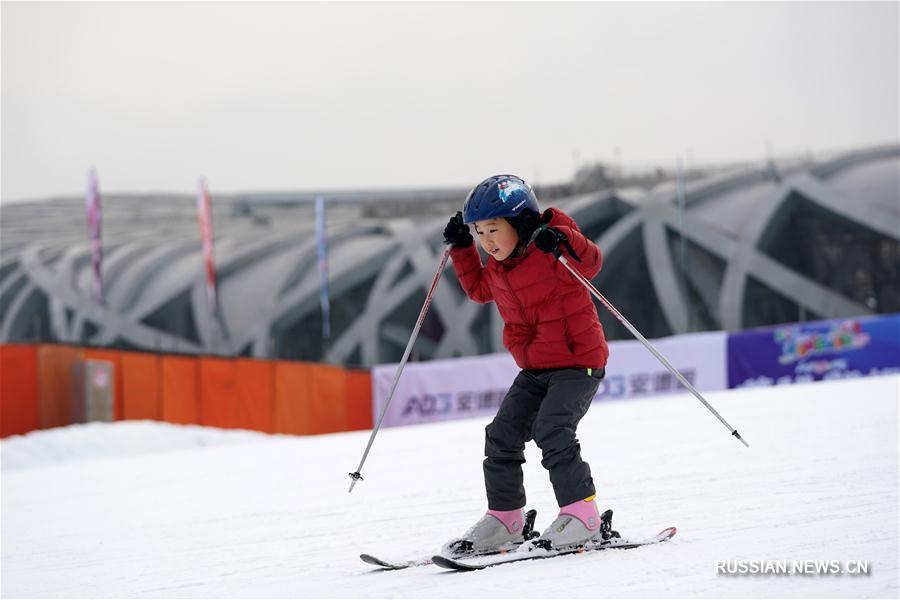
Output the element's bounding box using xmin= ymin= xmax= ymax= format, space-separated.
xmin=450 ymin=208 xmax=608 ymax=370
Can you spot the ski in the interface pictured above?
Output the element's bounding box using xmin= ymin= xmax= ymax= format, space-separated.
xmin=360 ymin=554 xmax=435 ymax=570
xmin=432 ymin=527 xmax=676 ymax=571
xmin=361 ymin=508 xmax=538 ymax=570
xmin=432 ymin=510 xmax=676 ymax=571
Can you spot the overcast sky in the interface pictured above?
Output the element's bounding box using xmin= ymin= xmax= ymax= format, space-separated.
xmin=1 ymin=1 xmax=897 ymax=203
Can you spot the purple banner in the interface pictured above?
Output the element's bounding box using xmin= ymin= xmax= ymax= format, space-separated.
xmin=85 ymin=168 xmax=103 ymax=304
xmin=727 ymin=314 xmax=900 ymax=388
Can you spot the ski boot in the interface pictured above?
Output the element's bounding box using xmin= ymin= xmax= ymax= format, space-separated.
xmin=441 ymin=508 xmax=538 ymax=558
xmin=531 ymin=496 xmax=619 ymax=550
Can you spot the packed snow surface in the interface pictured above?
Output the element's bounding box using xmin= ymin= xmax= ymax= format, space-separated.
xmin=1 ymin=421 xmax=269 ymax=471
xmin=2 ymin=375 xmax=898 ymax=598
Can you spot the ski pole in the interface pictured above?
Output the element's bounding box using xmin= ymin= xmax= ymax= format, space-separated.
xmin=556 ymin=254 xmax=749 ymax=448
xmin=348 ymin=245 xmax=453 ymax=492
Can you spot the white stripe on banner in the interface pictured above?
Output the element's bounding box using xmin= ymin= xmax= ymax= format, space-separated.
xmin=315 ymin=196 xmax=330 ymax=340
xmin=371 ymin=331 xmax=728 ymax=428
xmin=85 ymin=168 xmax=103 ymax=304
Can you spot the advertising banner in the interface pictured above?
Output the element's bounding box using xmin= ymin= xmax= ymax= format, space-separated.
xmin=372 ymin=353 xmax=518 ymax=428
xmin=196 ymin=178 xmax=218 ymax=315
xmin=727 ymin=314 xmax=900 ymax=388
xmin=85 ymin=168 xmax=103 ymax=304
xmin=596 ymin=331 xmax=727 ymax=402
xmin=372 ymin=331 xmax=727 ymax=428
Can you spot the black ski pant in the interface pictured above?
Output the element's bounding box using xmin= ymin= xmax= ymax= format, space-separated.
xmin=484 ymin=367 xmax=604 ymax=511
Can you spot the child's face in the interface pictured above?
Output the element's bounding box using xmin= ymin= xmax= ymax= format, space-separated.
xmin=473 ymin=218 xmax=519 ymax=261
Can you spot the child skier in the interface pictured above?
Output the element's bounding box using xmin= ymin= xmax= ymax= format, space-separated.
xmin=441 ymin=174 xmax=609 ymax=556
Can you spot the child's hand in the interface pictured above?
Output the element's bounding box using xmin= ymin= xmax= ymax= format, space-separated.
xmin=443 ymin=212 xmax=474 ymax=248
xmin=533 ymin=226 xmax=565 ymax=254
xmin=534 ymin=226 xmax=583 ymax=262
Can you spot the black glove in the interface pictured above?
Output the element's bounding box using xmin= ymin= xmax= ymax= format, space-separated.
xmin=525 ymin=208 xmax=554 ymax=247
xmin=540 ymin=208 xmax=554 ymax=225
xmin=533 ymin=224 xmax=582 ymax=262
xmin=443 ymin=211 xmax=473 ymax=248
xmin=533 ymin=226 xmax=566 ymax=254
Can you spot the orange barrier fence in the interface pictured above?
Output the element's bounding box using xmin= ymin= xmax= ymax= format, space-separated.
xmin=121 ymin=352 xmax=161 ymax=421
xmin=273 ymin=360 xmax=308 ymax=434
xmin=36 ymin=345 xmax=81 ymax=429
xmin=0 ymin=344 xmax=373 ymax=438
xmin=346 ymin=370 xmax=374 ymax=431
xmin=161 ymin=355 xmax=199 ymax=425
xmin=0 ymin=345 xmax=39 ymax=437
xmin=198 ymin=357 xmax=239 ymax=429
xmin=235 ymin=358 xmax=275 ymax=433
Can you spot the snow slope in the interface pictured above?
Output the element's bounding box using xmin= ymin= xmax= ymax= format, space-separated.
xmin=2 ymin=375 xmax=898 ymax=598
xmin=1 ymin=421 xmax=269 ymax=471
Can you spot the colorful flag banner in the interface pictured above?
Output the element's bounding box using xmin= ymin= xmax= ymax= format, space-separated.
xmin=196 ymin=178 xmax=219 ymax=316
xmin=727 ymin=314 xmax=900 ymax=388
xmin=315 ymin=196 xmax=331 ymax=340
xmin=85 ymin=168 xmax=103 ymax=304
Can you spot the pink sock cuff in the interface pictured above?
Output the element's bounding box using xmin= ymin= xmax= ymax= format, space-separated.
xmin=486 ymin=508 xmax=524 ymax=534
xmin=559 ymin=498 xmax=600 ymax=531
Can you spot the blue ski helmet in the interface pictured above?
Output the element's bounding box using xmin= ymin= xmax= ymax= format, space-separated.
xmin=462 ymin=175 xmax=540 ymax=224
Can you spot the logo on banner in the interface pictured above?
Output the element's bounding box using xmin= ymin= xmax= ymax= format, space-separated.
xmin=774 ymin=320 xmax=870 ymax=365
xmin=594 ymin=369 xmax=697 ymax=401
xmin=402 ymin=389 xmax=507 ymax=417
